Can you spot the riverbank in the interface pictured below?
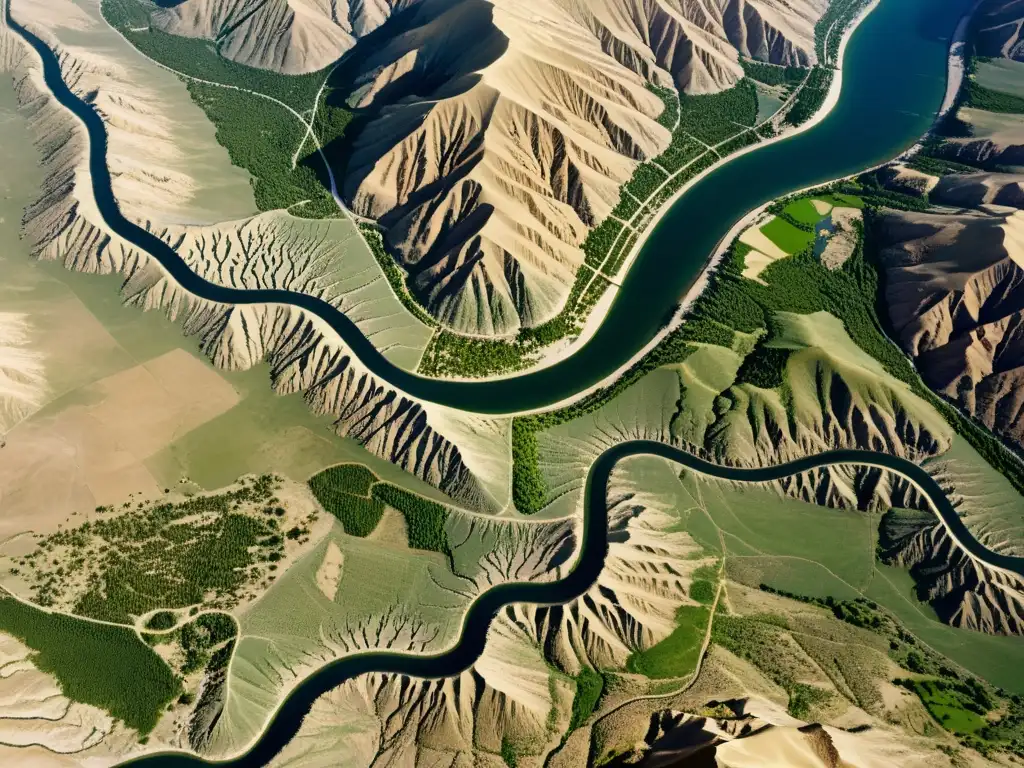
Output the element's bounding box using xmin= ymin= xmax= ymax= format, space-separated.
xmin=510 ymin=0 xmax=881 ymax=416
xmin=117 ymin=440 xmax=1024 ymax=768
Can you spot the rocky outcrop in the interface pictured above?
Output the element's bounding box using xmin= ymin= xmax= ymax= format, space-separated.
xmin=879 ymin=507 xmax=1024 ymax=635
xmin=875 ymin=204 xmax=1024 ymax=451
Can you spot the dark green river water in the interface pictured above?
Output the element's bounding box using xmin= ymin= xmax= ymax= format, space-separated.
xmin=9 ymin=0 xmax=969 ymax=415
xmin=4 ymin=0 xmax=997 ymax=763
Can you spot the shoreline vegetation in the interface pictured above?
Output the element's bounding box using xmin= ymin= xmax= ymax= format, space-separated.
xmin=511 ymin=174 xmax=1024 ymax=514
xmin=99 ymin=0 xmax=874 ymax=383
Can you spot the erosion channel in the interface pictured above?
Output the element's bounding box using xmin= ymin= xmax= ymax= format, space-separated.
xmin=2 ymin=0 xmax=991 ymax=764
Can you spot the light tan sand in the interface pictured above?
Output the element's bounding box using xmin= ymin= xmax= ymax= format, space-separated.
xmin=811 ymin=199 xmax=832 ymax=215
xmin=0 ymin=348 xmax=239 ymax=539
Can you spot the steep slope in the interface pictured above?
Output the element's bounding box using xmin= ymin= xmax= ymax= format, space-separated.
xmin=342 ymin=0 xmax=827 ymax=335
xmin=151 ymin=0 xmax=413 ymax=74
xmin=879 ymin=506 xmax=1024 ymax=635
xmin=344 ymin=0 xmax=672 ymax=335
xmin=875 ymin=204 xmax=1024 ymax=451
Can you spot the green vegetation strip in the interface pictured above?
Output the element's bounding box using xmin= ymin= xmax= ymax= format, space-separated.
xmin=101 ymin=1 xmax=352 ymax=217
xmin=308 ymin=465 xmax=451 ymax=555
xmin=0 ymin=596 xmax=179 ymax=733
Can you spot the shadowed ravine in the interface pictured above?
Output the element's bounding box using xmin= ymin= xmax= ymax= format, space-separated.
xmin=1 ymin=0 xmax=995 ymax=764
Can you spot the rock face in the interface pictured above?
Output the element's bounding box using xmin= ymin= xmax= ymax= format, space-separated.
xmin=879 ymin=507 xmax=1024 ymax=635
xmin=151 ymin=0 xmax=414 ymax=75
xmin=875 ymin=201 xmax=1024 ymax=451
xmin=143 ymin=0 xmax=826 ymax=336
xmin=343 ymin=0 xmax=826 ymax=335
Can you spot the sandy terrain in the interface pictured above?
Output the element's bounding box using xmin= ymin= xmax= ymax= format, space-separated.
xmin=820 ymin=207 xmax=862 ymax=269
xmin=0 ymin=312 xmax=45 ymax=433
xmin=0 ymin=348 xmax=239 ymax=539
xmin=314 ymin=540 xmax=344 ymax=601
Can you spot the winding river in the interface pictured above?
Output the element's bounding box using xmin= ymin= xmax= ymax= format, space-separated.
xmin=3 ymin=0 xmax=1003 ymax=764
xmin=8 ymin=0 xmax=968 ymax=415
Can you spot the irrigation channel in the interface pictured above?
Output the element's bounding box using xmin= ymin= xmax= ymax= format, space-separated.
xmin=3 ymin=0 xmax=993 ymax=763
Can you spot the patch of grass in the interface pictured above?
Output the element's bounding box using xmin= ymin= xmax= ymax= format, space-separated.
xmin=0 ymin=597 xmax=180 ymax=733
xmin=897 ymin=678 xmax=989 ymax=734
xmin=690 ymin=579 xmax=716 ymax=605
xmin=626 ymin=605 xmax=709 ymax=679
xmin=569 ymin=667 xmax=605 ymax=731
xmin=788 ymin=683 xmax=832 ymax=719
xmin=308 ymin=464 xmax=386 ymax=537
xmin=783 ymin=198 xmax=827 ymax=226
xmin=760 ymin=216 xmax=816 ymax=254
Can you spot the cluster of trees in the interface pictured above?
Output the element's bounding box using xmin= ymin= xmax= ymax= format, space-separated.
xmin=418 ymin=330 xmax=529 ymax=378
xmin=678 ymin=80 xmax=758 ymax=144
xmin=965 ymin=80 xmax=1024 ymax=114
xmin=657 ymin=133 xmax=706 ymax=174
xmin=176 ymin=613 xmax=237 ymax=675
xmin=784 ymin=67 xmax=832 ymax=127
xmin=101 ymin=12 xmax=357 ymax=220
xmin=740 ymin=60 xmax=806 ymax=87
xmin=187 ymin=82 xmax=337 ymax=217
xmin=569 ymin=668 xmax=605 ymax=732
xmin=582 ymin=219 xmax=625 ymax=267
xmin=145 ymin=611 xmax=176 ymax=631
xmin=814 ymin=0 xmax=873 ymax=64
xmin=371 ymin=484 xmax=451 ymax=556
xmin=624 ymin=163 xmax=669 ymax=200
xmin=27 ymin=476 xmax=287 ymax=624
xmin=308 ymin=464 xmax=386 ymax=537
xmin=0 ymin=597 xmax=180 ymax=734
xmin=649 ymin=84 xmax=680 ymax=130
xmin=101 ymin=0 xmax=151 ymax=28
xmin=603 ymin=232 xmax=638 ymax=277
